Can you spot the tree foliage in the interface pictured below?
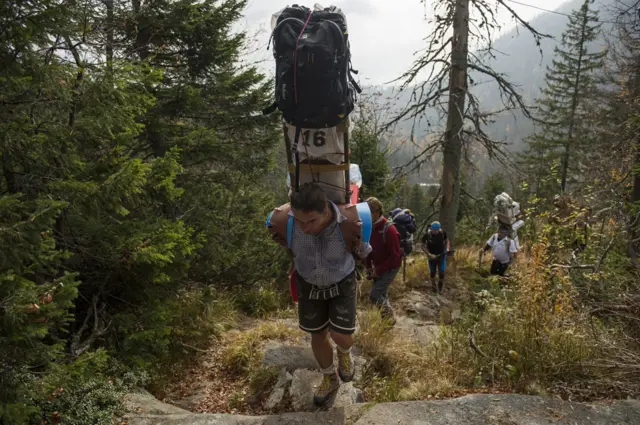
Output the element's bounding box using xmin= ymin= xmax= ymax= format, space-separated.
xmin=521 ymin=0 xmax=606 ymax=196
xmin=0 ymin=0 xmax=281 ymax=422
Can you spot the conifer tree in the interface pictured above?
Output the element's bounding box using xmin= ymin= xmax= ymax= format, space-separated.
xmin=523 ymin=0 xmax=606 ymax=195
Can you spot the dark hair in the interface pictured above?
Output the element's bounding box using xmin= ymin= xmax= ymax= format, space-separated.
xmin=290 ymin=183 xmax=328 ymax=213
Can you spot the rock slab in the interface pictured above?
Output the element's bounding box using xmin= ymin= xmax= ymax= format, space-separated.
xmin=124 ymin=389 xmax=189 ymax=415
xmin=355 ymin=394 xmax=640 ymax=425
xmin=262 ymin=343 xmax=319 ymax=371
xmin=264 ymin=368 xmax=292 ymax=410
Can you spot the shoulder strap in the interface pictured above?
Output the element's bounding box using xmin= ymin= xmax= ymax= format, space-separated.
xmin=286 ymin=215 xmax=294 ymax=249
xmin=355 ymin=202 xmax=372 ymax=244
xmin=381 ymin=221 xmax=392 ymax=244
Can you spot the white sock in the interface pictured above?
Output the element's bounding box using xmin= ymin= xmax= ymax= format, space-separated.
xmin=321 ymin=364 xmax=335 ymax=375
xmin=336 ymin=345 xmax=352 ymax=354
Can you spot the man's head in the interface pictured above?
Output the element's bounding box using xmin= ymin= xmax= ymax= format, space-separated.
xmin=290 ymin=183 xmax=331 ymax=235
xmin=498 ymin=225 xmax=510 ymax=240
xmin=430 ymin=221 xmax=441 ymax=234
xmin=366 ymin=197 xmax=384 ymax=222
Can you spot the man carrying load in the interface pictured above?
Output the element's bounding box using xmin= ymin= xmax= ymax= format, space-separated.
xmin=266 ymin=183 xmax=371 ymax=406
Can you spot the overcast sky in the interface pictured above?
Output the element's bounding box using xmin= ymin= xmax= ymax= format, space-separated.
xmin=236 ymin=0 xmax=573 ymax=85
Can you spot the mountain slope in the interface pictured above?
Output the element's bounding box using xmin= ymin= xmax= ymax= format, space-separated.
xmin=375 ymin=0 xmax=615 ymax=181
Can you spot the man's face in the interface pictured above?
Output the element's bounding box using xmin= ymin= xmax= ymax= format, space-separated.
xmin=371 ymin=209 xmax=381 ymax=222
xmin=498 ymin=230 xmax=508 ymax=239
xmin=292 ymin=206 xmax=328 ymax=235
xmin=431 ymin=228 xmax=441 ymax=235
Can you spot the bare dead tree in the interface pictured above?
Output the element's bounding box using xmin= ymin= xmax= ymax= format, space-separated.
xmin=388 ymin=0 xmax=549 ymax=243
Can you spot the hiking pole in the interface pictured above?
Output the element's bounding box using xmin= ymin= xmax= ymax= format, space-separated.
xmin=402 ymin=254 xmax=407 ymax=283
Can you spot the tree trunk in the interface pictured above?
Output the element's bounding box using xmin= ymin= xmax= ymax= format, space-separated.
xmin=560 ymin=6 xmax=588 ymax=192
xmin=438 ymin=0 xmax=469 ymax=246
xmin=630 ymin=56 xmax=640 ymax=262
xmin=106 ymin=0 xmax=114 ymax=75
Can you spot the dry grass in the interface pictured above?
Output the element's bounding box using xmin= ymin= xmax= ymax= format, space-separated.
xmin=221 ymin=321 xmax=304 ymax=375
xmin=356 ymin=243 xmax=605 ymax=402
xmin=357 ymin=307 xmax=457 ymax=402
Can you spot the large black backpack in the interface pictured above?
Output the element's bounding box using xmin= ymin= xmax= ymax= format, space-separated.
xmin=265 ymin=5 xmax=361 ymax=130
xmin=382 ymin=209 xmax=417 ymax=256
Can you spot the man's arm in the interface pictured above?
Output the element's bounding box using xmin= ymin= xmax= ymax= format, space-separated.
xmin=365 ymin=250 xmax=373 ymax=269
xmin=509 ymin=240 xmax=518 ymax=260
xmin=480 ymin=236 xmax=494 ymax=254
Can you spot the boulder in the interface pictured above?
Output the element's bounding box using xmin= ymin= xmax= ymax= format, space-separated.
xmin=262 ymin=343 xmax=319 ymax=371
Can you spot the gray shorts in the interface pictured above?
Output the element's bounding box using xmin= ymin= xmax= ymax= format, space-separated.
xmin=296 ymin=271 xmax=357 ymax=335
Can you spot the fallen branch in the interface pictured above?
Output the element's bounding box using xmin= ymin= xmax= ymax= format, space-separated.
xmin=70 ymin=295 xmax=111 ymax=357
xmin=549 ymin=264 xmax=596 ymax=270
xmin=180 ymin=342 xmax=210 ymax=354
xmin=468 ymin=328 xmax=488 ymax=358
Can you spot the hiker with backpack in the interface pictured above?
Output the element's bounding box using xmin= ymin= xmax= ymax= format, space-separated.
xmin=365 ymin=197 xmax=403 ymax=324
xmin=480 ymin=225 xmax=518 ymax=276
xmin=264 ymin=3 xmax=367 ymax=407
xmin=422 ymin=221 xmax=450 ymax=293
xmin=266 ymin=183 xmax=371 ymax=406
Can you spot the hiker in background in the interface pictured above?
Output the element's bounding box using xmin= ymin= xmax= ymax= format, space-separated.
xmin=266 ymin=183 xmax=371 ymax=406
xmin=480 ymin=225 xmax=518 ymax=276
xmin=365 ymin=197 xmax=402 ymax=325
xmin=388 ymin=207 xmax=417 ymax=282
xmin=572 ymin=210 xmax=591 ymax=253
xmin=422 ymin=221 xmax=449 ymax=293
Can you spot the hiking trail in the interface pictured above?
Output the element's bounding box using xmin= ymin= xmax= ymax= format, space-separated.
xmin=123 ymin=260 xmax=640 ymax=424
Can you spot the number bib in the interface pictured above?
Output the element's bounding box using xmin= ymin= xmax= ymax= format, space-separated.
xmin=284 ymin=123 xmax=345 ymax=164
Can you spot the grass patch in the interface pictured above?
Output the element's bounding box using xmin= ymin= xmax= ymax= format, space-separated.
xmin=235 ymin=284 xmax=290 ymax=318
xmin=221 ymin=321 xmax=303 ymax=375
xmin=357 ymin=307 xmax=456 ymax=402
xmin=357 ymin=243 xmax=604 ymax=402
xmin=248 ymin=366 xmax=281 ymax=394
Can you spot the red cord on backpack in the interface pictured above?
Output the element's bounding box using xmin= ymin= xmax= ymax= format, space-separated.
xmin=289 ymin=269 xmax=298 ymax=302
xmin=293 ymin=11 xmax=313 ymax=105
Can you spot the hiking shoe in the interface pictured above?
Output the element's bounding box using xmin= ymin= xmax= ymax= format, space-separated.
xmin=313 ymin=373 xmax=340 ymax=406
xmin=337 ymin=349 xmax=355 ymax=382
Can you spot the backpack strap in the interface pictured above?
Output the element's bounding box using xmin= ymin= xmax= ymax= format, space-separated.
xmin=355 ymin=202 xmax=372 ymax=244
xmin=286 ymin=215 xmax=294 ymax=249
xmin=381 ymin=221 xmax=393 ymax=244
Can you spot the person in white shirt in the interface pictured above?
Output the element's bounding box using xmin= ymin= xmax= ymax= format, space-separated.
xmin=480 ymin=226 xmax=518 ymax=276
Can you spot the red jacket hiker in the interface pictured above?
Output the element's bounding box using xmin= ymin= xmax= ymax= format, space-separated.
xmin=366 ymin=217 xmax=402 ymax=275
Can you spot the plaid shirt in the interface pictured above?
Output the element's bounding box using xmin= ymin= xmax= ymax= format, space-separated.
xmin=289 ymin=202 xmax=371 ymax=288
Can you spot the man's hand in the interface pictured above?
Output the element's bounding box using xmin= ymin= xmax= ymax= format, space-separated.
xmin=366 ymin=268 xmax=376 ymax=280
xmin=428 ymin=253 xmax=436 ymax=260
